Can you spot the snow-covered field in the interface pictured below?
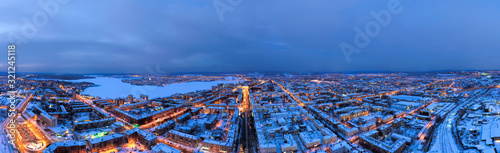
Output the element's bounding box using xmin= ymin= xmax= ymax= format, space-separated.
xmin=429 ymin=116 xmax=460 ymax=153
xmin=66 ymin=77 xmax=242 ymax=99
xmin=430 ymin=89 xmax=490 ymax=153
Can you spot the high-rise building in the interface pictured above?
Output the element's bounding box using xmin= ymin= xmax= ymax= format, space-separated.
xmin=140 ymin=94 xmax=148 ymax=100
xmin=40 ymin=112 xmax=57 ymax=127
xmin=127 ymin=94 xmax=133 ymax=103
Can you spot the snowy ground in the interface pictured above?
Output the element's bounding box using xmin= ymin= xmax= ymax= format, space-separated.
xmin=429 ymin=116 xmax=460 ymax=153
xmin=429 ymin=89 xmax=488 ymax=153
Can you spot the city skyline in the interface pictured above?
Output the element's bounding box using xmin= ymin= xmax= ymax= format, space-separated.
xmin=1 ymin=72 xmax=499 ymax=153
xmin=2 ymin=1 xmax=500 ymax=73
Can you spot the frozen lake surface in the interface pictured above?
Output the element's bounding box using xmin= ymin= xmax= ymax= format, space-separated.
xmin=67 ymin=77 xmax=242 ymax=99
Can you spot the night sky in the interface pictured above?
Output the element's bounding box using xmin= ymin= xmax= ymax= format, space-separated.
xmin=1 ymin=0 xmax=500 ymax=74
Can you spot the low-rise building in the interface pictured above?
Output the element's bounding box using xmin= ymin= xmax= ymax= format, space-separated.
xmin=281 ymin=134 xmax=298 ymax=152
xmin=299 ymin=132 xmax=321 ymax=148
xmin=43 ymin=141 xmax=87 ymax=153
xmin=168 ymin=130 xmax=200 ymax=147
xmin=40 ymin=112 xmax=57 ymax=127
xmin=359 ymin=130 xmax=406 ymax=153
xmin=337 ymin=124 xmax=359 ymax=137
xmin=151 ymin=143 xmax=181 ymax=153
xmin=321 ymin=128 xmax=338 ymax=144
xmin=124 ymin=128 xmax=158 ymax=148
xmin=88 ymin=133 xmax=126 ymax=153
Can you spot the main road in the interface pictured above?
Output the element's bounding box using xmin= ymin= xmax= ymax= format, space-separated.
xmin=240 ymin=85 xmax=259 ymax=153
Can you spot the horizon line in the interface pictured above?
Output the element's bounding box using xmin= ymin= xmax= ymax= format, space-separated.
xmin=2 ymin=69 xmax=500 ymax=75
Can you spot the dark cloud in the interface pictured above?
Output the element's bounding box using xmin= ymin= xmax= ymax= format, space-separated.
xmin=1 ymin=0 xmax=499 ymax=73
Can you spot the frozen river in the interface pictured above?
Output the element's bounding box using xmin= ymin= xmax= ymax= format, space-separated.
xmin=67 ymin=77 xmax=242 ymax=99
